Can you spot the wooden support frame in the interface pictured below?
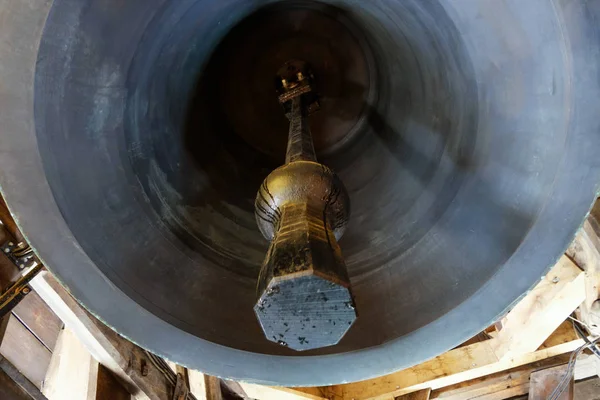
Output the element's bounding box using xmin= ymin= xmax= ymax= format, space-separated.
xmin=42 ymin=327 xmax=100 ymax=400
xmin=31 ymin=270 xmax=226 ymax=400
xmin=0 ymin=353 xmax=47 ymax=400
xmin=30 ymin=271 xmax=171 ymax=400
xmin=188 ymin=369 xmax=222 ymax=400
xmin=22 ymin=253 xmax=596 ymax=400
xmin=326 ymin=331 xmax=586 ymax=400
xmin=567 ymin=219 xmax=600 ymax=335
xmin=394 ymin=389 xmax=431 ymax=400
xmin=42 ymin=327 xmax=130 ymax=400
xmin=490 ymin=256 xmax=585 ymax=359
xmin=237 ymin=384 xmax=328 ymax=400
xmin=267 ymin=255 xmax=592 ymax=400
xmin=237 ymin=213 xmax=600 ymax=400
xmin=5 ymin=194 xmax=597 ymax=400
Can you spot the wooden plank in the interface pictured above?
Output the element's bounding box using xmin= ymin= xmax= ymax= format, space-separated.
xmin=0 ymin=314 xmax=51 ymax=389
xmin=573 ymin=353 xmax=600 ymax=381
xmin=528 ymin=364 xmax=573 ymax=400
xmin=433 ymin=374 xmax=528 ymax=400
xmin=173 ymin=365 xmax=189 ymax=400
xmin=334 ymin=340 xmax=498 ymax=400
xmin=0 ymin=367 xmax=39 ymax=400
xmin=395 ymin=388 xmax=431 ymax=400
xmin=430 ymin=351 xmax=598 ymax=400
xmin=95 ymin=364 xmax=131 ymax=400
xmin=0 ymin=354 xmax=48 ymax=400
xmin=31 ymin=271 xmax=171 ymax=400
xmin=0 ymin=197 xmax=23 ymax=243
xmin=188 ymin=369 xmax=222 ymax=400
xmin=491 ymin=256 xmax=585 ymax=359
xmin=0 ymin=313 xmax=9 ymax=341
xmin=478 ymin=384 xmax=529 ymax=400
xmin=0 ymin=252 xmax=20 ymax=289
xmin=430 ymin=357 xmax=566 ymax=400
xmin=566 ymin=219 xmax=600 ymax=335
xmin=538 ymin=321 xmax=576 ymax=349
xmin=333 ymin=326 xmax=585 ymax=400
xmin=237 ymin=383 xmax=327 ymax=400
xmin=43 ymin=328 xmax=130 ymax=400
xmin=42 ymin=327 xmax=97 ymax=400
xmin=12 ymin=291 xmax=62 ymax=350
xmin=0 ymin=221 xmax=9 ymax=246
xmin=573 ymin=376 xmax=600 ymax=400
xmin=284 ymin=386 xmax=329 ymax=398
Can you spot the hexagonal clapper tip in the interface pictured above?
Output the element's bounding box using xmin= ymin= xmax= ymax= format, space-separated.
xmin=254 ymin=273 xmax=357 ymax=351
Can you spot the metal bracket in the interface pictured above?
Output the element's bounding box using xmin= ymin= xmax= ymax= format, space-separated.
xmin=0 ymin=264 xmax=42 ymax=318
xmin=172 ymin=372 xmax=189 ymax=400
xmin=1 ymin=241 xmax=36 ymax=270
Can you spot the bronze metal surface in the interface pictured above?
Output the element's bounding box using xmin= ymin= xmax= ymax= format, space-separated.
xmin=1 ymin=0 xmax=600 ymax=386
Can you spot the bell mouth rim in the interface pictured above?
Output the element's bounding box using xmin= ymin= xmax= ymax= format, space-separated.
xmin=1 ymin=0 xmax=599 ymax=386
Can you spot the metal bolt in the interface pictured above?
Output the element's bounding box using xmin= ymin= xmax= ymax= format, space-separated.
xmin=8 ymin=242 xmax=13 ymax=247
xmin=141 ymin=359 xmax=149 ymax=376
xmin=552 ymin=276 xmax=560 ymax=283
xmin=22 ymin=287 xmax=30 ymax=294
xmin=3 ymin=248 xmax=9 ymax=253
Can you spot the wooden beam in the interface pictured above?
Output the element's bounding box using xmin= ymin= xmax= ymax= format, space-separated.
xmin=95 ymin=364 xmax=131 ymax=400
xmin=0 ymin=314 xmax=9 ymax=342
xmin=528 ymin=364 xmax=573 ymax=400
xmin=325 ymin=255 xmax=589 ymax=400
xmin=330 ymin=259 xmax=589 ymax=400
xmin=12 ymin=290 xmax=62 ymax=350
xmin=42 ymin=327 xmax=97 ymax=400
xmin=188 ymin=369 xmax=222 ymax=400
xmin=431 ymin=367 xmax=531 ymax=400
xmin=31 ymin=271 xmax=171 ymax=400
xmin=0 ymin=314 xmax=51 ymax=388
xmin=0 ymin=366 xmax=44 ymax=400
xmin=567 ymin=219 xmax=600 ymax=335
xmin=237 ymin=383 xmax=327 ymax=400
xmin=0 ymin=198 xmax=26 ymax=288
xmin=332 ymin=324 xmax=585 ymax=400
xmin=430 ymin=351 xmax=599 ymax=400
xmin=395 ymin=388 xmax=431 ymax=400
xmin=0 ymin=197 xmax=23 ymax=243
xmin=43 ymin=327 xmax=131 ymax=400
xmin=491 ymin=256 xmax=585 ymax=359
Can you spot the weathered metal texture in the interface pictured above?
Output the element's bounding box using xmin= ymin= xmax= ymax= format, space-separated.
xmin=276 ymin=60 xmax=320 ymax=118
xmin=255 ymin=165 xmax=351 ymax=290
xmin=255 ymin=191 xmax=354 ymax=350
xmin=254 ymin=68 xmax=354 ymax=350
xmin=0 ymin=264 xmax=42 ymax=319
xmin=284 ymin=97 xmax=317 ymax=163
xmin=1 ymin=0 xmax=600 ymax=387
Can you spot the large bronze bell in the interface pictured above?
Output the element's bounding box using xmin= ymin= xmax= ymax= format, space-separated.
xmin=1 ymin=0 xmax=599 ymax=386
